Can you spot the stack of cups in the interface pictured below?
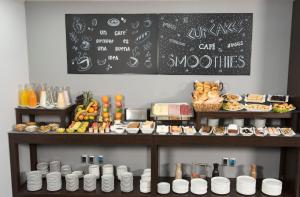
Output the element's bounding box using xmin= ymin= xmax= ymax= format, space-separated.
xmin=102 ymin=164 xmax=114 ymax=175
xmin=46 ymin=172 xmax=62 ymax=191
xmin=120 ymin=172 xmax=133 ymax=192
xmin=140 ymin=169 xmax=151 ymax=193
xmin=65 ymin=174 xmax=79 ymax=192
xmin=117 ymin=165 xmax=128 ymax=180
xmin=191 ymin=178 xmax=208 ymax=195
xmin=49 ymin=161 xmax=61 ymax=172
xmin=89 ymin=165 xmax=100 ymax=179
xmin=101 ymin=174 xmax=114 ymax=192
xmin=84 ymin=174 xmax=97 ymax=192
xmin=36 ymin=162 xmax=49 ymax=178
xmin=27 ymin=171 xmax=42 ymax=191
xmin=72 ymin=171 xmax=83 ymax=179
xmin=61 ymin=165 xmax=72 ymax=177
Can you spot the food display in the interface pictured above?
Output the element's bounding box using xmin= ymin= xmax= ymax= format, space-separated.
xmin=213 ymin=126 xmax=226 ymax=136
xmin=56 ymin=128 xmax=65 ymax=133
xmin=245 ymin=94 xmax=266 ymax=103
xmin=192 ymin=81 xmax=224 ymax=112
xmin=25 ymin=125 xmax=39 ymax=132
xmin=74 ymin=91 xmax=99 ymax=121
xmin=170 ymin=126 xmax=182 ymax=135
xmin=272 ymin=103 xmax=295 ymax=113
xmin=183 ymin=126 xmax=196 ymax=135
xmin=156 ymin=125 xmax=169 ymax=135
xmin=15 ymin=122 xmax=61 ymax=133
xmin=267 ymin=95 xmax=289 ymax=103
xmin=280 ymin=128 xmax=295 ymax=137
xmin=140 ymin=121 xmax=155 ymax=134
xmin=223 ymin=93 xmax=242 ymax=102
xmin=99 ymin=96 xmax=112 ymax=133
xmin=152 ymin=103 xmax=192 ymax=119
xmin=227 ymin=124 xmax=239 ymax=136
xmin=245 ymin=104 xmax=272 ymax=112
xmin=200 ymin=126 xmax=213 ymax=135
xmin=39 ymin=125 xmax=51 ymax=133
xmin=15 ymin=124 xmax=27 ymax=132
xmin=126 ymin=122 xmax=140 ymax=134
xmin=223 ymin=101 xmax=244 ymax=111
xmin=67 ymin=121 xmax=89 ymax=133
xmin=110 ymin=123 xmax=126 ymax=134
xmin=255 ymin=128 xmax=267 ymax=137
xmin=267 ymin=127 xmax=281 ymax=136
xmin=240 ymin=127 xmax=254 ymax=136
xmin=114 ymin=94 xmax=124 ymax=122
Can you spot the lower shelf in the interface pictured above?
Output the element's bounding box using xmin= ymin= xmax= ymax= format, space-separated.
xmin=17 ymin=177 xmax=292 ymax=197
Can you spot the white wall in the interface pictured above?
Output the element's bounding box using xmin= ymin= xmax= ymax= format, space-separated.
xmin=0 ymin=0 xmax=29 ymax=196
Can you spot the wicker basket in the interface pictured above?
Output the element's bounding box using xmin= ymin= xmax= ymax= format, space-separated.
xmin=193 ymin=101 xmax=223 ymax=112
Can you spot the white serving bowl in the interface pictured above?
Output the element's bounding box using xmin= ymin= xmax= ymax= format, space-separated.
xmin=191 ymin=178 xmax=208 ymax=195
xmin=157 ymin=182 xmax=170 ymax=194
xmin=236 ymin=176 xmax=256 ymax=195
xmin=262 ymin=178 xmax=282 ymax=196
xmin=211 ymin=177 xmax=230 ymax=195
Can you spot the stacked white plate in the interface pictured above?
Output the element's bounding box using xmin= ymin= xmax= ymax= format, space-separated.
xmin=84 ymin=174 xmax=97 ymax=192
xmin=65 ymin=173 xmax=79 ymax=192
xmin=211 ymin=177 xmax=230 ymax=195
xmin=102 ymin=164 xmax=114 ymax=175
xmin=49 ymin=161 xmax=61 ymax=172
xmin=236 ymin=176 xmax=256 ymax=195
xmin=61 ymin=165 xmax=72 ymax=177
xmin=262 ymin=178 xmax=282 ymax=196
xmin=101 ymin=174 xmax=114 ymax=192
xmin=36 ymin=162 xmax=48 ymax=178
xmin=89 ymin=165 xmax=100 ymax=179
xmin=72 ymin=171 xmax=83 ymax=179
xmin=140 ymin=169 xmax=151 ymax=193
xmin=27 ymin=171 xmax=42 ymax=191
xmin=46 ymin=172 xmax=62 ymax=191
xmin=117 ymin=165 xmax=128 ymax=180
xmin=172 ymin=179 xmax=189 ymax=194
xmin=191 ymin=178 xmax=208 ymax=195
xmin=120 ymin=172 xmax=133 ymax=192
xmin=157 ymin=182 xmax=170 ymax=194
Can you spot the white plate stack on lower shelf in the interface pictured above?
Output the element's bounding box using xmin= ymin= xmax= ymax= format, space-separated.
xmin=236 ymin=176 xmax=256 ymax=195
xmin=157 ymin=182 xmax=170 ymax=194
xmin=88 ymin=165 xmax=100 ymax=179
xmin=211 ymin=177 xmax=230 ymax=195
xmin=117 ymin=165 xmax=128 ymax=180
xmin=172 ymin=179 xmax=189 ymax=194
xmin=120 ymin=172 xmax=134 ymax=192
xmin=101 ymin=174 xmax=114 ymax=192
xmin=46 ymin=172 xmax=62 ymax=192
xmin=190 ymin=178 xmax=208 ymax=195
xmin=65 ymin=173 xmax=79 ymax=192
xmin=102 ymin=164 xmax=114 ymax=176
xmin=262 ymin=178 xmax=282 ymax=196
xmin=27 ymin=171 xmax=42 ymax=192
xmin=140 ymin=169 xmax=151 ymax=193
xmin=83 ymin=174 xmax=97 ymax=192
xmin=61 ymin=164 xmax=72 ymax=177
xmin=49 ymin=161 xmax=61 ymax=172
xmin=36 ymin=162 xmax=48 ymax=178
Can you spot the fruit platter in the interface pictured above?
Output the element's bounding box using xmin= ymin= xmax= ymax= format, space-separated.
xmin=74 ymin=91 xmax=99 ymax=121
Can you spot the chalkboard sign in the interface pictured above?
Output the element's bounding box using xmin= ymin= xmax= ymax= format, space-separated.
xmin=66 ymin=14 xmax=158 ymax=74
xmin=158 ymin=13 xmax=253 ymax=75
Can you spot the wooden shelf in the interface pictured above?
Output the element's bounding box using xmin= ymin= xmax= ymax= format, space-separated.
xmin=195 ymin=111 xmax=296 ymax=119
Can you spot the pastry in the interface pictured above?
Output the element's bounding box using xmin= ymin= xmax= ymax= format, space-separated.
xmin=273 ymin=103 xmax=295 ymax=113
xmin=200 ymin=126 xmax=212 ymax=135
xmin=48 ymin=123 xmax=60 ymax=131
xmin=280 ymin=128 xmax=295 ymax=137
xmin=127 ymin=122 xmax=140 ymax=128
xmin=213 ymin=126 xmax=226 ymax=136
xmin=39 ymin=125 xmax=50 ymax=133
xmin=223 ymin=101 xmax=244 ymax=111
xmin=246 ymin=94 xmax=265 ymax=103
xmin=170 ymin=126 xmax=182 ymax=135
xmin=223 ymin=93 xmax=242 ymax=102
xmin=267 ymin=127 xmax=281 ymax=136
xmin=15 ymin=124 xmax=27 ymax=132
xmin=245 ymin=104 xmax=271 ymax=112
xmin=183 ymin=126 xmax=196 ymax=135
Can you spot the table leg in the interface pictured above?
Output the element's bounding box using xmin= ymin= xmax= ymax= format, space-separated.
xmin=29 ymin=144 xmax=37 ymax=171
xmin=9 ymin=137 xmax=20 ymax=197
xmin=151 ymin=143 xmax=159 ymax=194
xmin=29 ymin=115 xmax=35 ymax=122
xmin=15 ymin=111 xmax=22 ymax=124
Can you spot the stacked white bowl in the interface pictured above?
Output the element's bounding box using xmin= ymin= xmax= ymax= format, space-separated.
xmin=46 ymin=172 xmax=62 ymax=191
xmin=140 ymin=169 xmax=151 ymax=193
xmin=89 ymin=165 xmax=100 ymax=179
xmin=36 ymin=162 xmax=48 ymax=178
xmin=117 ymin=165 xmax=128 ymax=180
xmin=120 ymin=172 xmax=133 ymax=192
xmin=211 ymin=177 xmax=230 ymax=195
xmin=65 ymin=173 xmax=79 ymax=192
xmin=172 ymin=179 xmax=189 ymax=194
xmin=102 ymin=164 xmax=114 ymax=175
xmin=61 ymin=165 xmax=72 ymax=177
xmin=72 ymin=171 xmax=83 ymax=179
xmin=27 ymin=171 xmax=42 ymax=191
xmin=101 ymin=174 xmax=114 ymax=192
xmin=236 ymin=176 xmax=256 ymax=195
xmin=191 ymin=178 xmax=208 ymax=195
xmin=49 ymin=161 xmax=61 ymax=172
xmin=262 ymin=178 xmax=282 ymax=196
xmin=84 ymin=174 xmax=97 ymax=192
xmin=157 ymin=182 xmax=170 ymax=194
